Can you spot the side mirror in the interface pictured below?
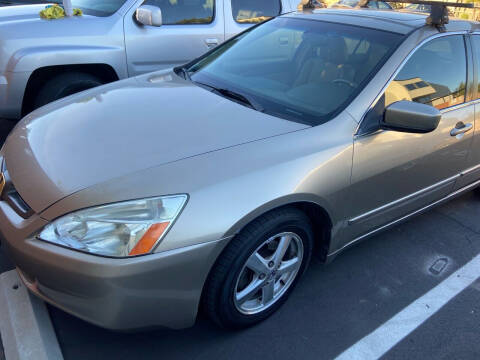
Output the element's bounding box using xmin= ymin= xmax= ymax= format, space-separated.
xmin=382 ymin=100 xmax=441 ymax=133
xmin=136 ymin=5 xmax=162 ymax=27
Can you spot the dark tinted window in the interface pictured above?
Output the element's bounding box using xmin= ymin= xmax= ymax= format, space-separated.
xmin=377 ymin=1 xmax=391 ymax=9
xmin=338 ymin=0 xmax=360 ymax=6
xmin=188 ymin=18 xmax=404 ymax=125
xmin=145 ymin=0 xmax=214 ymax=24
xmin=68 ymin=0 xmax=127 ymax=16
xmin=385 ymin=35 xmax=466 ymax=110
xmin=231 ymin=0 xmax=281 ymax=24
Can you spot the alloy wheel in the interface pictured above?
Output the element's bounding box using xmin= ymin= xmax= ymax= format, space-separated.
xmin=233 ymin=232 xmax=304 ymax=315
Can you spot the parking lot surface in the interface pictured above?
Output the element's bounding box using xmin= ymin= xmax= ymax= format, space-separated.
xmin=0 ymin=118 xmax=479 ymax=359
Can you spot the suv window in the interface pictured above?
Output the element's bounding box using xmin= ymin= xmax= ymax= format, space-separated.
xmin=69 ymin=0 xmax=127 ymax=16
xmin=377 ymin=1 xmax=391 ymax=9
xmin=144 ymin=0 xmax=214 ymax=24
xmin=231 ymin=0 xmax=281 ymax=24
xmin=384 ymin=35 xmax=467 ymax=110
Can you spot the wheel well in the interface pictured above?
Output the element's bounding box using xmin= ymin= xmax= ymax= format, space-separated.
xmin=233 ymin=202 xmax=333 ymax=262
xmin=198 ymin=201 xmax=332 ymax=316
xmin=22 ymin=64 xmax=119 ymax=116
xmin=288 ymin=202 xmax=332 ymax=262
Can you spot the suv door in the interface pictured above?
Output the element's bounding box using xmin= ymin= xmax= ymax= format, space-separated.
xmin=345 ymin=34 xmax=474 ymax=242
xmin=124 ymin=0 xmax=225 ymax=76
xmin=225 ymin=0 xmax=284 ymax=40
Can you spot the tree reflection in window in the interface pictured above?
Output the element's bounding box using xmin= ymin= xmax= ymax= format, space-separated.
xmin=232 ymin=0 xmax=281 ymax=24
xmin=144 ymin=0 xmax=214 ymax=24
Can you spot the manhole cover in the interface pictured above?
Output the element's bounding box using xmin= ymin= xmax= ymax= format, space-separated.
xmin=429 ymin=257 xmax=449 ymax=275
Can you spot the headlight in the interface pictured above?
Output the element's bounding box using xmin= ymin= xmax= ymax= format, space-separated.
xmin=38 ymin=195 xmax=187 ymax=257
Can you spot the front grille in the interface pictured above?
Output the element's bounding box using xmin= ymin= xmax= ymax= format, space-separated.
xmin=1 ymin=163 xmax=34 ymax=219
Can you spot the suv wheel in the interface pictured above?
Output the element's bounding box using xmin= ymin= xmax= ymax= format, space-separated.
xmin=204 ymin=208 xmax=313 ymax=329
xmin=33 ymin=72 xmax=104 ymax=110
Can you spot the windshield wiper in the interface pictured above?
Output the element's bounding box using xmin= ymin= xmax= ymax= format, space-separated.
xmin=194 ymin=82 xmax=264 ymax=112
xmin=181 ymin=67 xmax=192 ymax=81
xmin=215 ymin=88 xmax=264 ymax=112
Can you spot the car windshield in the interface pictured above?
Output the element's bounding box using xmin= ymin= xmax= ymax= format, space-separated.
xmin=187 ymin=18 xmax=404 ymax=126
xmin=44 ymin=0 xmax=126 ymax=16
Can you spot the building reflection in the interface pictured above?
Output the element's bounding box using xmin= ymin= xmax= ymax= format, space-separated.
xmin=386 ymin=77 xmax=465 ymax=110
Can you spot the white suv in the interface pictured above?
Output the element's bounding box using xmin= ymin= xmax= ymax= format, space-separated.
xmin=0 ymin=0 xmax=297 ymax=119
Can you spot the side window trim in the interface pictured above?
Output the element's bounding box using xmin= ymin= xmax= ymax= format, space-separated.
xmin=357 ymin=31 xmax=468 ymax=136
xmin=463 ymin=34 xmax=474 ymax=103
xmin=469 ymin=33 xmax=480 ymax=101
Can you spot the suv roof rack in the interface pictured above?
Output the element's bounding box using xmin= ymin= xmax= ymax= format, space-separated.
xmin=358 ymin=0 xmax=475 ymax=31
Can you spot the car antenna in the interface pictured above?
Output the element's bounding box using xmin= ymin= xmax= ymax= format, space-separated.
xmin=358 ymin=0 xmax=475 ymax=32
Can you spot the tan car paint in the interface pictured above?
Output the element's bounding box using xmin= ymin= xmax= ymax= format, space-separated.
xmin=1 ymin=12 xmax=480 ymax=330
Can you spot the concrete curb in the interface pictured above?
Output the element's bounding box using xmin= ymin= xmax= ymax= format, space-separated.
xmin=0 ymin=270 xmax=63 ymax=360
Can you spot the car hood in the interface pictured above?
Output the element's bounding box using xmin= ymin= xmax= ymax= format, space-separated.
xmin=3 ymin=71 xmax=308 ymax=213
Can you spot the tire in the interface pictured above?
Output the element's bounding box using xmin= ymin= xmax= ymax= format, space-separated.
xmin=33 ymin=72 xmax=104 ymax=110
xmin=204 ymin=208 xmax=314 ymax=329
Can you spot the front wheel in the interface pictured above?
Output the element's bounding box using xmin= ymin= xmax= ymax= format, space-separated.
xmin=204 ymin=208 xmax=313 ymax=329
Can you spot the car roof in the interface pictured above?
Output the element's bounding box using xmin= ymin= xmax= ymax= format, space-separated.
xmin=284 ymin=9 xmax=480 ymax=35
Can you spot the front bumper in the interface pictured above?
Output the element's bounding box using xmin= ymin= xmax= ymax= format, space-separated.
xmin=0 ymin=201 xmax=229 ymax=330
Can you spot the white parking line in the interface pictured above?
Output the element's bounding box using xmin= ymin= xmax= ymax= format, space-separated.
xmin=335 ymin=254 xmax=480 ymax=360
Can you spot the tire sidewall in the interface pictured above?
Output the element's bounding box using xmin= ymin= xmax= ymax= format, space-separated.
xmin=34 ymin=73 xmax=103 ymax=110
xmin=216 ymin=212 xmax=313 ymax=328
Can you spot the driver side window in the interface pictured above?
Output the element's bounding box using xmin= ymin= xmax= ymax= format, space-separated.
xmin=361 ymin=35 xmax=467 ymax=134
xmin=143 ymin=0 xmax=214 ymax=24
xmin=385 ymin=35 xmax=467 ymax=110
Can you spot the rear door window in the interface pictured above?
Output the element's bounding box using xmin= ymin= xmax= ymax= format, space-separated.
xmin=231 ymin=0 xmax=282 ymax=24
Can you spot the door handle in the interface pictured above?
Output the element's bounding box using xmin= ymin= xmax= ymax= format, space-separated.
xmin=450 ymin=122 xmax=473 ymax=137
xmin=205 ymin=38 xmax=219 ymax=48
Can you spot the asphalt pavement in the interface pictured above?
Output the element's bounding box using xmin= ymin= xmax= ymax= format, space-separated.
xmin=0 ymin=118 xmax=479 ymax=360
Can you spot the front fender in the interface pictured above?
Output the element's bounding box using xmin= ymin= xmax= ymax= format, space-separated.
xmin=223 ymin=193 xmax=335 ymax=238
xmin=6 ymin=45 xmax=128 ymax=78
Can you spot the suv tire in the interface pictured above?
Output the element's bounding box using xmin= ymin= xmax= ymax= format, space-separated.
xmin=34 ymin=72 xmax=104 ymax=110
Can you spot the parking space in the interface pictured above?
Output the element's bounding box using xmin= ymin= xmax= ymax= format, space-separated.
xmin=0 ymin=118 xmax=479 ymax=359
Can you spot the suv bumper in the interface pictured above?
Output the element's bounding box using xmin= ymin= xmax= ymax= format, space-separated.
xmin=0 ymin=201 xmax=229 ymax=330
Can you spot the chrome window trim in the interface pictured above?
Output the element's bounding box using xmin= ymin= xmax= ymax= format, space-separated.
xmin=332 ymin=176 xmax=480 ymax=257
xmin=461 ymin=163 xmax=480 ymax=176
xmin=441 ymin=99 xmax=476 ymax=113
xmin=355 ymin=31 xmax=469 ymax=136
